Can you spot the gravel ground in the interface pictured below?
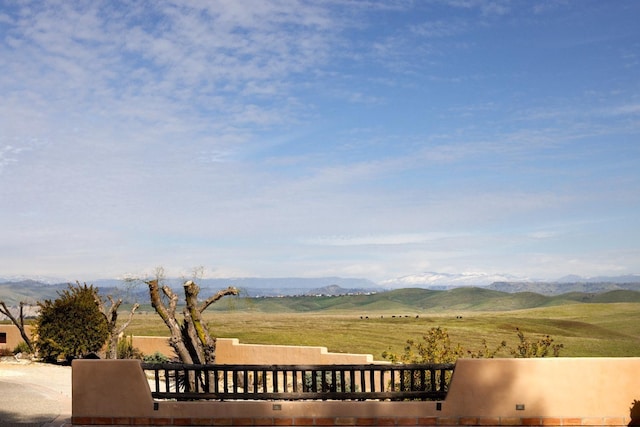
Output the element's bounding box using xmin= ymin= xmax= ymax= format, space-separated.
xmin=0 ymin=358 xmax=71 ymax=427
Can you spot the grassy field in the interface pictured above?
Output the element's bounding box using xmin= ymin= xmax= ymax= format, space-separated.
xmin=124 ymin=301 xmax=640 ymax=360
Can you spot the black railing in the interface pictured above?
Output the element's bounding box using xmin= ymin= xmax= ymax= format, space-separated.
xmin=141 ymin=363 xmax=455 ymax=401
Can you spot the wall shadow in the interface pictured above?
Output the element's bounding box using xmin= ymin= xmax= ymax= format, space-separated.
xmin=0 ymin=408 xmax=58 ymax=426
xmin=443 ymin=358 xmax=537 ymax=419
xmin=630 ymin=400 xmax=640 ymax=427
xmin=0 ymin=379 xmax=64 ymax=425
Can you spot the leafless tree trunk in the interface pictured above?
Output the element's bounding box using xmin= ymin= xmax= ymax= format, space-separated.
xmin=0 ymin=301 xmax=34 ymax=353
xmin=95 ymin=293 xmax=140 ymax=359
xmin=146 ymin=279 xmax=239 ymax=364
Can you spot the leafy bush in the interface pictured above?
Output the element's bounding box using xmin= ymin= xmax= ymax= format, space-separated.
xmin=382 ymin=327 xmax=563 ymax=394
xmin=382 ymin=326 xmax=562 ymax=364
xmin=13 ymin=341 xmax=32 ymax=355
xmin=382 ymin=327 xmax=466 ymax=363
xmin=117 ymin=335 xmax=143 ymax=359
xmin=35 ymin=283 xmax=109 ymax=362
xmin=303 ymin=371 xmax=356 ymax=393
xmin=510 ymin=328 xmax=563 ymax=357
xmin=143 ymin=351 xmax=170 ymax=364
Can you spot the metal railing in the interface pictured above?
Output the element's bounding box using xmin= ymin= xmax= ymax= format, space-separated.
xmin=141 ymin=363 xmax=455 ymax=401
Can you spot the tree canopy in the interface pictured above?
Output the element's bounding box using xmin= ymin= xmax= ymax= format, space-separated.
xmin=35 ymin=283 xmax=109 ymax=362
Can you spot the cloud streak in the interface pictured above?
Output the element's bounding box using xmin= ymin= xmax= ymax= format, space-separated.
xmin=1 ymin=1 xmax=639 ymax=282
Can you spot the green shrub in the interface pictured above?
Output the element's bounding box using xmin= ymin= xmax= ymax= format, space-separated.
xmin=117 ymin=335 xmax=143 ymax=359
xmin=303 ymin=371 xmax=356 ymax=393
xmin=510 ymin=328 xmax=563 ymax=357
xmin=383 ymin=327 xmax=562 ymax=364
xmin=382 ymin=327 xmax=466 ymax=363
xmin=35 ymin=283 xmax=109 ymax=362
xmin=143 ymin=351 xmax=170 ymax=364
xmin=13 ymin=341 xmax=32 ymax=355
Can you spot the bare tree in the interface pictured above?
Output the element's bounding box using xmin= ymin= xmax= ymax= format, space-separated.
xmin=146 ymin=278 xmax=238 ymax=364
xmin=0 ymin=301 xmax=35 ymax=353
xmin=95 ymin=293 xmax=140 ymax=359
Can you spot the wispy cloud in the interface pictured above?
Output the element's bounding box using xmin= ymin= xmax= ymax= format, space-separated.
xmin=304 ymin=232 xmax=457 ymax=246
xmin=1 ymin=1 xmax=639 ymax=281
xmin=1 ymin=1 xmax=342 ymax=160
xmin=0 ymin=145 xmax=28 ymax=171
xmin=609 ymin=104 xmax=640 ymax=116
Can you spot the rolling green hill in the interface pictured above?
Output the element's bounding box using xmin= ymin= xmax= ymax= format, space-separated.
xmin=3 ymin=281 xmax=640 ymax=315
xmin=208 ymin=287 xmax=640 ymax=313
xmin=0 ymin=280 xmax=68 ymax=305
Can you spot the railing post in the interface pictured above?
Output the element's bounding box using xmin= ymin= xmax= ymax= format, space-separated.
xmin=369 ymin=368 xmax=375 ymax=392
xmin=142 ymin=362 xmax=454 ymax=401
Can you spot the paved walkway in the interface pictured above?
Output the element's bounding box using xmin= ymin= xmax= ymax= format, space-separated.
xmin=0 ymin=359 xmax=71 ymax=427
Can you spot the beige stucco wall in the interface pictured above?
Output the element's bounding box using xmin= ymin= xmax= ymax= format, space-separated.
xmin=216 ymin=338 xmax=377 ymax=364
xmin=72 ymin=359 xmax=155 ymax=417
xmin=132 ymin=336 xmax=378 ymax=364
xmin=0 ymin=324 xmax=33 ymax=352
xmin=439 ymin=357 xmax=639 ymax=418
xmin=72 ymin=358 xmax=640 ymax=426
xmin=131 ymin=336 xmax=175 ymax=358
xmin=2 ymin=325 xmax=378 ymax=365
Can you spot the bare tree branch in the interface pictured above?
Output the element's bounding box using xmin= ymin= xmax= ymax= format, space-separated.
xmin=163 ymin=284 xmax=179 ymax=317
xmin=97 ymin=290 xmax=140 ymax=359
xmin=198 ymin=286 xmax=239 ymax=313
xmin=0 ymin=301 xmax=34 ymax=353
xmin=146 ymin=277 xmax=239 ymax=365
xmin=147 ymin=279 xmax=193 ymax=364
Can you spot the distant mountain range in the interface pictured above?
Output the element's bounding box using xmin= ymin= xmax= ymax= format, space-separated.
xmin=0 ymin=277 xmax=380 ymax=305
xmin=379 ymin=272 xmax=640 ymax=289
xmin=555 ymin=274 xmax=640 ymax=283
xmin=379 ymin=272 xmax=529 ymax=289
xmin=194 ymin=277 xmax=379 ymax=297
xmin=1 ymin=273 xmax=640 ymax=307
xmin=193 ymin=287 xmax=640 ymax=313
xmin=487 ymin=281 xmax=640 ymax=295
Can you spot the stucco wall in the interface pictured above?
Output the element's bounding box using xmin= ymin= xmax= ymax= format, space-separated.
xmin=0 ymin=327 xmax=378 ymax=365
xmin=0 ymin=324 xmax=33 ymax=352
xmin=132 ymin=336 xmax=378 ymax=364
xmin=72 ymin=358 xmax=640 ymax=426
xmin=130 ymin=336 xmax=175 ymax=358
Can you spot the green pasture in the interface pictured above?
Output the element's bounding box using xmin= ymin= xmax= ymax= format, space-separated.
xmin=124 ymin=302 xmax=640 ymax=360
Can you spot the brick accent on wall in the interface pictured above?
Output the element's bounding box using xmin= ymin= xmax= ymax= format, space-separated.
xmin=72 ymin=416 xmax=632 ymax=426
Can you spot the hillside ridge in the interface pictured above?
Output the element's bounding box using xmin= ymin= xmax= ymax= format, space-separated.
xmin=2 ymin=279 xmax=640 ymax=314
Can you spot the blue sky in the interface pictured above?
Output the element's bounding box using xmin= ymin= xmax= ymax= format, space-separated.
xmin=1 ymin=0 xmax=639 ymax=283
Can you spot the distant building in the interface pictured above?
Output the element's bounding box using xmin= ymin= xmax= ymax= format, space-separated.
xmin=0 ymin=324 xmax=33 ymax=353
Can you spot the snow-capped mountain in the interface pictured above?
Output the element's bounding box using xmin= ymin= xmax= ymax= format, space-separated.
xmin=380 ymin=271 xmax=530 ymax=289
xmin=556 ymin=274 xmax=640 ymax=283
xmin=0 ymin=274 xmax=65 ymax=285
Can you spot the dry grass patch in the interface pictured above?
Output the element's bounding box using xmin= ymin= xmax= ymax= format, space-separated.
xmin=121 ymin=303 xmax=640 ymax=360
